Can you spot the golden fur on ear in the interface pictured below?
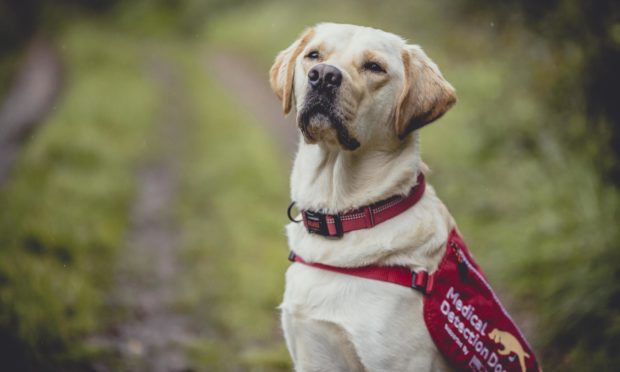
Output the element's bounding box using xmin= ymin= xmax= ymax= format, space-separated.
xmin=395 ymin=45 xmax=456 ymax=139
xmin=269 ymin=27 xmax=315 ymax=115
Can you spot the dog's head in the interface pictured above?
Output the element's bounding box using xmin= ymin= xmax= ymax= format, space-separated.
xmin=270 ymin=23 xmax=456 ymax=151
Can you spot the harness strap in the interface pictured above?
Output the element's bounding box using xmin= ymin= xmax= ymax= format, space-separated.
xmin=288 ymin=251 xmax=432 ymax=294
xmin=287 ymin=230 xmax=542 ymax=371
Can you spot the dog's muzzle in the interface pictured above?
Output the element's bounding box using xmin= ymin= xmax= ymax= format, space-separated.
xmin=298 ymin=64 xmax=360 ymax=150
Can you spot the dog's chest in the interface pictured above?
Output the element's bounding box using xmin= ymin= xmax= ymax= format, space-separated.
xmin=281 ymin=263 xmax=440 ymax=367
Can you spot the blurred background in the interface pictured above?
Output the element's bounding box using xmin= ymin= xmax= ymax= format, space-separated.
xmin=0 ymin=0 xmax=618 ymax=370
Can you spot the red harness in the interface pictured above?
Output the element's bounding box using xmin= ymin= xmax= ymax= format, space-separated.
xmin=288 ymin=176 xmax=541 ymax=372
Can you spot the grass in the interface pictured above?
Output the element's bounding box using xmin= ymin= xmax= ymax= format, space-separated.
xmin=0 ymin=22 xmax=158 ymax=370
xmin=171 ymin=48 xmax=291 ymax=371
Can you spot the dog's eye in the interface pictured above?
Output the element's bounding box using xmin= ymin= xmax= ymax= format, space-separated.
xmin=363 ymin=61 xmax=386 ymax=73
xmin=305 ymin=51 xmax=320 ymax=60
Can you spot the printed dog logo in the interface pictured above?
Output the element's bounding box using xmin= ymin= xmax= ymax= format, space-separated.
xmin=488 ymin=328 xmax=530 ymax=372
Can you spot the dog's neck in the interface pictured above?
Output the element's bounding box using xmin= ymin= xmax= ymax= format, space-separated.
xmin=290 ymin=133 xmax=426 ymax=213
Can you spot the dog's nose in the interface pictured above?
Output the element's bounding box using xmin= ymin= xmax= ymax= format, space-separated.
xmin=308 ymin=64 xmax=342 ymax=91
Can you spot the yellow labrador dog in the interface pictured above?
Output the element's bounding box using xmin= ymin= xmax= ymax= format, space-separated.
xmin=271 ymin=23 xmax=457 ymax=371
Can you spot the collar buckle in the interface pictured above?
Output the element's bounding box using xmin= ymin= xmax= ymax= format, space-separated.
xmin=303 ymin=210 xmax=343 ymax=238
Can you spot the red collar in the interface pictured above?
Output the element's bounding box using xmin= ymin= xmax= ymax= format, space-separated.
xmin=290 ymin=173 xmax=426 ymax=238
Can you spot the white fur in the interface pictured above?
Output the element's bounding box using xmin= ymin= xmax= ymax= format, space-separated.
xmin=274 ymin=23 xmax=457 ymax=372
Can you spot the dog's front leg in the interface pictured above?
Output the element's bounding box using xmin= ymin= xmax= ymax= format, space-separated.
xmin=282 ymin=310 xmax=366 ymax=372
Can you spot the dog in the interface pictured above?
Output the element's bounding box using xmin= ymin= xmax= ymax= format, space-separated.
xmin=270 ymin=23 xmax=459 ymax=371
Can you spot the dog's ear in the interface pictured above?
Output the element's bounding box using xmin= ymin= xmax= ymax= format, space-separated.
xmin=395 ymin=45 xmax=456 ymax=139
xmin=270 ymin=27 xmax=315 ymax=115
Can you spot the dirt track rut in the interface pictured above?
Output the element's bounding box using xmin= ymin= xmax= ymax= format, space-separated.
xmin=91 ymin=53 xmax=194 ymax=372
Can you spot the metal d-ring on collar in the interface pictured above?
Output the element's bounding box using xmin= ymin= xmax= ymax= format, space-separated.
xmin=287 ymin=201 xmax=302 ymax=223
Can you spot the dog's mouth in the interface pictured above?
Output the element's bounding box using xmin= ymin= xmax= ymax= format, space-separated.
xmin=298 ymin=94 xmax=360 ymax=150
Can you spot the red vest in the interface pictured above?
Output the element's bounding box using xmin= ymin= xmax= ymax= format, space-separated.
xmin=289 ymin=229 xmax=541 ymax=372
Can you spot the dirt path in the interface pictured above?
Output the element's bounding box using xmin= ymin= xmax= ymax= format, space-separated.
xmin=0 ymin=38 xmax=63 ymax=187
xmin=207 ymin=50 xmax=298 ymax=156
xmin=91 ymin=50 xmax=295 ymax=371
xmin=91 ymin=53 xmax=195 ymax=372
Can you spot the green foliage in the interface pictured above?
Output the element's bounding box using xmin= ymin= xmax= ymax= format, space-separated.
xmin=110 ymin=0 xmax=256 ymax=36
xmin=0 ymin=0 xmax=119 ymax=57
xmin=0 ymin=23 xmax=157 ymax=369
xmin=461 ymin=0 xmax=620 ymax=187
